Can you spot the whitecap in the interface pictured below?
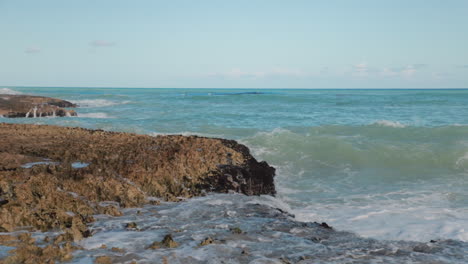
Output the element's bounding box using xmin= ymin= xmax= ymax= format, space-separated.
xmin=0 ymin=88 xmax=22 ymax=95
xmin=373 ymin=120 xmax=406 ymax=128
xmin=77 ymin=112 xmax=112 ymax=118
xmin=70 ymin=99 xmax=130 ymax=108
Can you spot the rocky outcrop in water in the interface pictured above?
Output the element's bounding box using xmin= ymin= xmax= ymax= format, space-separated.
xmin=0 ymin=124 xmax=275 ymax=238
xmin=0 ymin=95 xmax=77 ymax=118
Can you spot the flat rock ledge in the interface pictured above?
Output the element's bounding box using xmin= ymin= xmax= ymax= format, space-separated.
xmin=0 ymin=123 xmax=275 ymax=240
xmin=0 ymin=94 xmax=77 ymax=118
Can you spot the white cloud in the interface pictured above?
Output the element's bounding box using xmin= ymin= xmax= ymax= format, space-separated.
xmin=401 ymin=65 xmax=417 ymax=78
xmin=24 ymin=47 xmax=41 ymax=54
xmin=353 ymin=64 xmax=428 ymax=78
xmin=352 ymin=63 xmax=369 ymax=77
xmin=90 ymin=40 xmax=116 ymax=47
xmin=380 ymin=67 xmax=399 ymax=77
xmin=208 ymin=68 xmax=307 ymax=79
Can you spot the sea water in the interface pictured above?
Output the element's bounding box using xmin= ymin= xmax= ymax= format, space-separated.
xmin=2 ymin=87 xmax=468 ymax=262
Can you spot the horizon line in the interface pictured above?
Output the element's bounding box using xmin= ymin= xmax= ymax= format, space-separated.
xmin=3 ymin=85 xmax=468 ymax=90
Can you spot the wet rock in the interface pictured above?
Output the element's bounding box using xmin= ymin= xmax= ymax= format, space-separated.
xmin=199 ymin=237 xmax=214 ymax=246
xmin=321 ymin=222 xmax=332 ymax=229
xmin=99 ymin=205 xmax=123 ymax=217
xmin=125 ymin=222 xmax=139 ymax=230
xmin=279 ymin=257 xmax=292 ymax=264
xmin=94 ymin=256 xmax=112 ymax=264
xmin=0 ymin=94 xmax=77 ymax=118
xmin=230 ymin=227 xmax=243 ymax=234
xmin=0 ymin=234 xmax=17 ymax=246
xmin=148 ymin=234 xmax=179 ymax=249
xmin=111 ymin=247 xmax=125 ymax=253
xmin=0 ymin=123 xmax=275 ymax=235
xmin=2 ymin=234 xmax=76 ymax=264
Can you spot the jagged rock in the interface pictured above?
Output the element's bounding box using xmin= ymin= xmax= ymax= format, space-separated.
xmin=148 ymin=234 xmax=179 ymax=249
xmin=230 ymin=227 xmax=243 ymax=234
xmin=199 ymin=237 xmax=214 ymax=246
xmin=0 ymin=123 xmax=275 ymax=236
xmin=0 ymin=94 xmax=77 ymax=118
xmin=1 ymin=233 xmax=76 ymax=264
xmin=94 ymin=256 xmax=112 ymax=264
xmin=125 ymin=222 xmax=139 ymax=230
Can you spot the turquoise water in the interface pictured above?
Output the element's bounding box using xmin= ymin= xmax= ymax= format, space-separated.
xmin=2 ymin=87 xmax=468 ymax=243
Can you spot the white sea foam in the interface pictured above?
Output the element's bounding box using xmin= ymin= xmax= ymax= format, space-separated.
xmin=69 ymin=194 xmax=468 ymax=263
xmin=71 ymin=99 xmax=130 ymax=108
xmin=373 ymin=120 xmax=406 ymax=128
xmin=149 ymin=131 xmax=222 ymax=138
xmin=289 ymin=188 xmax=468 ymax=242
xmin=77 ymin=112 xmax=112 ymax=118
xmin=455 ymin=152 xmax=468 ymax=170
xmin=0 ymin=88 xmax=22 ymax=95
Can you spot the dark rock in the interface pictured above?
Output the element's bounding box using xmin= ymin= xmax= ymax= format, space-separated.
xmin=125 ymin=222 xmax=138 ymax=230
xmin=230 ymin=227 xmax=243 ymax=234
xmin=199 ymin=237 xmax=214 ymax=246
xmin=318 ymin=222 xmax=332 ymax=229
xmin=148 ymin=234 xmax=179 ymax=249
xmin=0 ymin=94 xmax=77 ymax=118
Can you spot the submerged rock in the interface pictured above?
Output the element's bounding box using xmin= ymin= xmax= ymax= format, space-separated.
xmin=0 ymin=123 xmax=275 ymax=236
xmin=0 ymin=94 xmax=77 ymax=118
xmin=148 ymin=234 xmax=179 ymax=249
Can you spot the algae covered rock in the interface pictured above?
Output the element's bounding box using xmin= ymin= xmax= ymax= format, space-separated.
xmin=0 ymin=94 xmax=77 ymax=118
xmin=0 ymin=123 xmax=275 ymax=235
xmin=148 ymin=234 xmax=179 ymax=249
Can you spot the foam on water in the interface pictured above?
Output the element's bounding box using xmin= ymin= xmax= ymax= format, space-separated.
xmin=21 ymin=161 xmax=60 ymax=168
xmin=0 ymin=88 xmax=22 ymax=95
xmin=71 ymin=99 xmax=130 ymax=108
xmin=70 ymin=194 xmax=468 ymax=263
xmin=373 ymin=120 xmax=406 ymax=128
xmin=3 ymin=88 xmax=468 ymax=260
xmin=77 ymin=112 xmax=112 ymax=118
xmin=244 ymin=127 xmax=468 ymax=242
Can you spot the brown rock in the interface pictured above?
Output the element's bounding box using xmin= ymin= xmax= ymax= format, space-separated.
xmin=0 ymin=124 xmax=275 ymax=237
xmin=111 ymin=247 xmax=125 ymax=253
xmin=3 ymin=237 xmax=76 ymax=264
xmin=230 ymin=227 xmax=243 ymax=234
xmin=0 ymin=94 xmax=77 ymax=118
xmin=199 ymin=237 xmax=214 ymax=246
xmin=95 ymin=256 xmax=112 ymax=264
xmin=125 ymin=222 xmax=138 ymax=230
xmin=148 ymin=234 xmax=179 ymax=249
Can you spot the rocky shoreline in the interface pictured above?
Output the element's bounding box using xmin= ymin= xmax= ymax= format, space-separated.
xmin=0 ymin=95 xmax=77 ymax=118
xmin=0 ymin=124 xmax=467 ymax=263
xmin=0 ymin=123 xmax=275 ymax=263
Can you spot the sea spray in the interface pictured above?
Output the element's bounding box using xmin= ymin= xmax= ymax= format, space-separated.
xmin=244 ymin=126 xmax=468 ymax=241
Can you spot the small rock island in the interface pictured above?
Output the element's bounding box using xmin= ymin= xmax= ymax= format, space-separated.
xmin=0 ymin=94 xmax=77 ymax=118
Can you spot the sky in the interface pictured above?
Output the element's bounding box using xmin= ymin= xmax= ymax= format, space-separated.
xmin=1 ymin=0 xmax=467 ymax=88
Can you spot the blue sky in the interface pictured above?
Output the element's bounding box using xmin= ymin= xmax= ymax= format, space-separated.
xmin=1 ymin=0 xmax=467 ymax=88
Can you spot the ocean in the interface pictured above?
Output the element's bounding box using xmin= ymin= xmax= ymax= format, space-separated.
xmin=1 ymin=87 xmax=468 ymax=263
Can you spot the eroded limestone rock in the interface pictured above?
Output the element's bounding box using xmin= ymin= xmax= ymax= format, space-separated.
xmin=0 ymin=95 xmax=77 ymax=118
xmin=0 ymin=123 xmax=275 ymax=236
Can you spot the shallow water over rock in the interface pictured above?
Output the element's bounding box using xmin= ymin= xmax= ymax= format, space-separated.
xmin=72 ymin=194 xmax=468 ymax=264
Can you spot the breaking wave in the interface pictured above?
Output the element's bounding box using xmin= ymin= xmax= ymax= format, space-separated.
xmin=373 ymin=120 xmax=406 ymax=128
xmin=71 ymin=99 xmax=130 ymax=108
xmin=77 ymin=112 xmax=112 ymax=119
xmin=0 ymin=88 xmax=22 ymax=95
xmin=243 ymin=125 xmax=468 ymax=241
